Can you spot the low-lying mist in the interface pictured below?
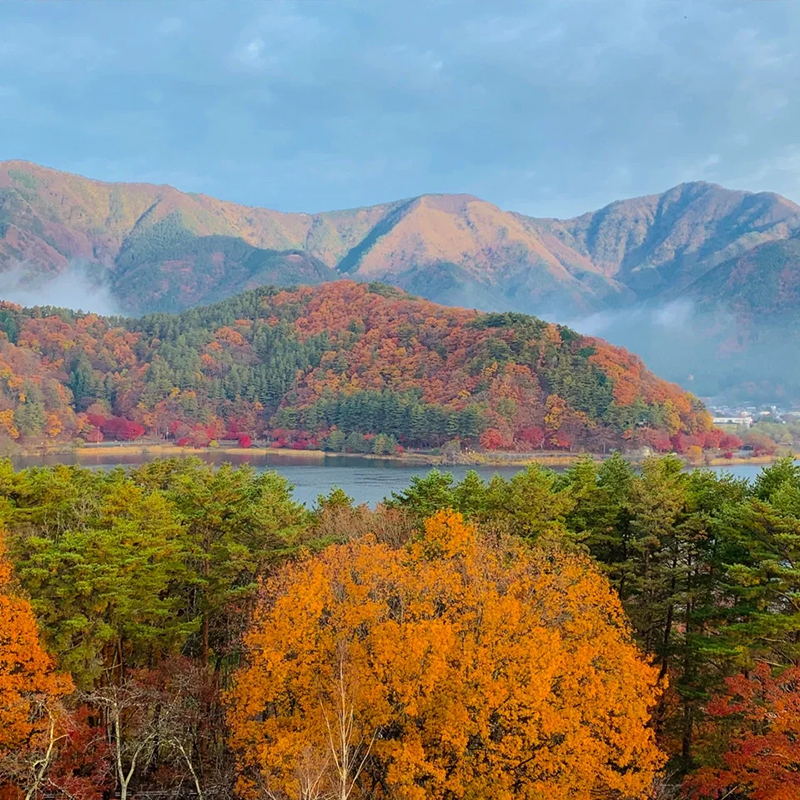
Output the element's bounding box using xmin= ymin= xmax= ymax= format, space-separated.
xmin=445 ymin=282 xmax=800 ymax=405
xmin=565 ymin=299 xmax=724 ymax=392
xmin=564 ymin=299 xmax=800 ymax=405
xmin=0 ymin=262 xmax=122 ymax=316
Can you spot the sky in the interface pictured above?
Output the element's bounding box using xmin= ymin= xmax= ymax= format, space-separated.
xmin=1 ymin=0 xmax=800 ymax=218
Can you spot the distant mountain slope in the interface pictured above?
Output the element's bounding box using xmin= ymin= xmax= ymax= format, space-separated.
xmin=685 ymin=236 xmax=800 ymax=315
xmin=3 ymin=159 xmax=800 ymax=317
xmin=532 ymin=181 xmax=800 ymax=298
xmin=0 ymin=281 xmax=712 ymax=453
xmin=0 ymin=158 xmax=388 ymax=271
xmin=0 ymin=161 xmax=627 ymax=315
xmin=331 ymin=193 xmax=626 ymax=313
xmin=113 ymin=235 xmax=337 ymax=314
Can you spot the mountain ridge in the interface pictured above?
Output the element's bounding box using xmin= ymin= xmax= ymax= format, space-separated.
xmin=3 ymin=159 xmax=799 ymax=318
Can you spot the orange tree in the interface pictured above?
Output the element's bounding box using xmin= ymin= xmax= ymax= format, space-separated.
xmin=0 ymin=535 xmax=73 ymax=795
xmin=227 ymin=511 xmax=664 ymax=800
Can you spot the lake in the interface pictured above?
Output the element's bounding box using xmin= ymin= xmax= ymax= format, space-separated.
xmin=8 ymin=450 xmax=775 ymax=508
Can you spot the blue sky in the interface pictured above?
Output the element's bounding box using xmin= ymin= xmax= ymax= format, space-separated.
xmin=1 ymin=0 xmax=799 ymax=217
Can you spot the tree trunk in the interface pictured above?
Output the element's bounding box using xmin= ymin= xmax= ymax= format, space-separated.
xmin=201 ymin=613 xmax=210 ymax=664
xmin=202 ymin=531 xmax=211 ymax=663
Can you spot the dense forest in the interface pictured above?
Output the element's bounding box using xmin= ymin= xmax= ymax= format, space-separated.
xmin=0 ymin=281 xmax=716 ymax=456
xmin=3 ymin=455 xmax=800 ymax=799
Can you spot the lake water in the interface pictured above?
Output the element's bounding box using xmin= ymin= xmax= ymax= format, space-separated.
xmin=8 ymin=450 xmax=774 ymax=508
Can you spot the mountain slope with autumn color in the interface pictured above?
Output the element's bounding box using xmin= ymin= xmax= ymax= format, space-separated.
xmin=532 ymin=181 xmax=800 ymax=298
xmin=6 ymin=159 xmax=800 ymax=317
xmin=0 ymin=281 xmax=714 ymax=454
xmin=0 ymin=160 xmax=630 ymax=315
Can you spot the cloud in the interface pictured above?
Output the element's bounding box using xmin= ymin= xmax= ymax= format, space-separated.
xmin=0 ymin=263 xmax=122 ymax=316
xmin=652 ymin=299 xmax=696 ymax=329
xmin=228 ymin=6 xmax=325 ymax=74
xmin=233 ymin=37 xmax=267 ymax=70
xmin=559 ymin=299 xmax=768 ymax=400
xmin=3 ymin=1 xmax=800 ymax=219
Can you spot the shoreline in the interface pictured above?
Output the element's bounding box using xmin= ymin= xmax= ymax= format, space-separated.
xmin=58 ymin=443 xmax=592 ymax=467
xmin=703 ymin=454 xmax=783 ymax=467
xmin=71 ymin=443 xmax=436 ymax=464
xmin=14 ymin=441 xmax=794 ymax=469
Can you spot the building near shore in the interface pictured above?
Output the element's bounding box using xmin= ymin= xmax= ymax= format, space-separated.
xmin=712 ymin=415 xmax=753 ymax=428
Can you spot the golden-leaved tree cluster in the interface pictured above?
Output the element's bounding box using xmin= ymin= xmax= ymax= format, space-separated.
xmin=227 ymin=511 xmax=663 ymax=800
xmin=0 ymin=539 xmax=73 ymax=800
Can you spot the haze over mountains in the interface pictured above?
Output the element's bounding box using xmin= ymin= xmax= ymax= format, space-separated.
xmin=1 ymin=159 xmax=799 ymax=400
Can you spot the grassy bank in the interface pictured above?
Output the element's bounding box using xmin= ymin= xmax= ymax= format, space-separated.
xmin=17 ymin=440 xmax=795 ymax=469
xmin=72 ymin=443 xmax=602 ymax=467
xmin=703 ymin=453 xmax=784 ymax=467
xmin=69 ymin=442 xmax=436 ymax=464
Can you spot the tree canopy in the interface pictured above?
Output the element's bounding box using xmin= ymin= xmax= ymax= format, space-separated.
xmin=227 ymin=511 xmax=663 ymax=800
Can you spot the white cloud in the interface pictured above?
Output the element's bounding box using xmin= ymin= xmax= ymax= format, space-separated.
xmin=228 ymin=7 xmax=326 ymax=74
xmin=0 ymin=263 xmax=122 ymax=316
xmin=234 ymin=37 xmax=266 ymax=69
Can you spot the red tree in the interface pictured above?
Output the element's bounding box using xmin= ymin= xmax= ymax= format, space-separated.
xmin=100 ymin=417 xmax=145 ymax=442
xmin=85 ymin=427 xmax=104 ymax=444
xmin=719 ymin=432 xmax=743 ymax=451
xmin=517 ymin=426 xmax=545 ymax=449
xmin=688 ymin=663 xmax=800 ymax=800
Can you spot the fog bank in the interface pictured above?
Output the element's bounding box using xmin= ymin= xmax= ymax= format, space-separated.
xmin=0 ymin=262 xmax=122 ymax=316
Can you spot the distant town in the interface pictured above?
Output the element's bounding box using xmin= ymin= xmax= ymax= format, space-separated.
xmin=706 ymin=403 xmax=800 ymax=429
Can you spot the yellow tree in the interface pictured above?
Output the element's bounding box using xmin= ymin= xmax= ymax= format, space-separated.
xmin=227 ymin=511 xmax=664 ymax=800
xmin=0 ymin=535 xmax=73 ymax=798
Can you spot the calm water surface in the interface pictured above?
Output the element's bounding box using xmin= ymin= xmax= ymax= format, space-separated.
xmin=8 ymin=450 xmax=775 ymax=507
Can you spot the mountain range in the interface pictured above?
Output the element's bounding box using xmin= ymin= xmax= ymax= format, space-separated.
xmin=2 ymin=159 xmax=799 ymax=399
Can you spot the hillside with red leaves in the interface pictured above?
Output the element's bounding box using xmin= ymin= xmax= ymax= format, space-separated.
xmin=0 ymin=281 xmax=713 ymax=455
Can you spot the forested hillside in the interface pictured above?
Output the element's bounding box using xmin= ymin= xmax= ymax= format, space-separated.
xmin=0 ymin=281 xmax=712 ymax=454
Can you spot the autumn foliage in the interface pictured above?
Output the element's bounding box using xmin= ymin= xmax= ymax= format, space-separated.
xmin=0 ymin=282 xmax=712 ymax=454
xmin=6 ymin=455 xmax=800 ymax=797
xmin=0 ymin=538 xmax=72 ymax=751
xmin=227 ymin=510 xmax=664 ymax=800
xmin=689 ymin=663 xmax=800 ymax=800
xmin=0 ymin=535 xmax=72 ymax=795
